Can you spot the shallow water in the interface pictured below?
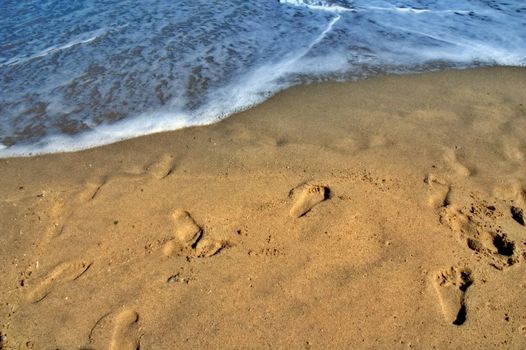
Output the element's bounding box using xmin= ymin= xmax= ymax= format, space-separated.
xmin=0 ymin=0 xmax=525 ymax=156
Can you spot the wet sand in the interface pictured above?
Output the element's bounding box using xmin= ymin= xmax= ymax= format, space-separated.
xmin=1 ymin=67 xmax=525 ymax=349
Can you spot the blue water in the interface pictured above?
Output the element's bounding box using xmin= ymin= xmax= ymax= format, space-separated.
xmin=1 ymin=0 xmax=525 ymax=156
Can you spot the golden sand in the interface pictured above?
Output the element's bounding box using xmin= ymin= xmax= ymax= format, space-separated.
xmin=1 ymin=67 xmax=525 ymax=349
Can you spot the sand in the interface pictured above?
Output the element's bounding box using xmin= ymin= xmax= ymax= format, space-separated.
xmin=0 ymin=67 xmax=525 ymax=349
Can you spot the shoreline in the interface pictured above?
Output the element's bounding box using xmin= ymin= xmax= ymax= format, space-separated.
xmin=0 ymin=65 xmax=522 ymax=159
xmin=1 ymin=67 xmax=525 ymax=349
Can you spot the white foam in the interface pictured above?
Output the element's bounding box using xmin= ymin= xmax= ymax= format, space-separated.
xmin=279 ymin=0 xmax=352 ymax=13
xmin=1 ymin=29 xmax=107 ymax=67
xmin=364 ymin=6 xmax=472 ymax=14
xmin=0 ymin=14 xmax=345 ymax=158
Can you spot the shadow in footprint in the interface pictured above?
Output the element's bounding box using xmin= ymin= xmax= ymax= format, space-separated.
xmin=511 ymin=206 xmax=525 ymax=226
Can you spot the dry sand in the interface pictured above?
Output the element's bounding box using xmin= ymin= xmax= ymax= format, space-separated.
xmin=1 ymin=67 xmax=525 ymax=349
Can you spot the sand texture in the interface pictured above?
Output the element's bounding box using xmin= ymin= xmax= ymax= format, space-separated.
xmin=1 ymin=67 xmax=525 ymax=349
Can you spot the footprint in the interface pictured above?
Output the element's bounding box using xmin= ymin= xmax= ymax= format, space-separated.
xmin=172 ymin=209 xmax=202 ymax=246
xmin=45 ymin=198 xmax=68 ymax=238
xmin=42 ymin=180 xmax=105 ymax=241
xmin=440 ymin=206 xmax=517 ymax=269
xmin=147 ymin=154 xmax=176 ymax=179
xmin=440 ymin=206 xmax=477 ymax=236
xmin=27 ymin=260 xmax=91 ymax=303
xmin=424 ymin=175 xmax=450 ymax=208
xmin=443 ymin=149 xmax=471 ymax=177
xmin=77 ymin=177 xmax=107 ymax=202
xmin=195 ymin=237 xmax=223 ymax=257
xmin=109 ymin=309 xmax=140 ymax=350
xmin=289 ymin=184 xmax=329 ymax=218
xmin=433 ymin=266 xmax=473 ymax=325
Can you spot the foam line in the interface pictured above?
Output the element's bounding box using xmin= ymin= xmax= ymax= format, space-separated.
xmin=365 ymin=6 xmax=473 ymax=14
xmin=279 ymin=0 xmax=352 ymax=13
xmin=306 ymin=15 xmax=341 ymax=51
xmin=1 ymin=30 xmax=106 ymax=67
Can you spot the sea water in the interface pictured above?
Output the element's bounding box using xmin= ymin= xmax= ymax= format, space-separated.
xmin=0 ymin=0 xmax=525 ymax=156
